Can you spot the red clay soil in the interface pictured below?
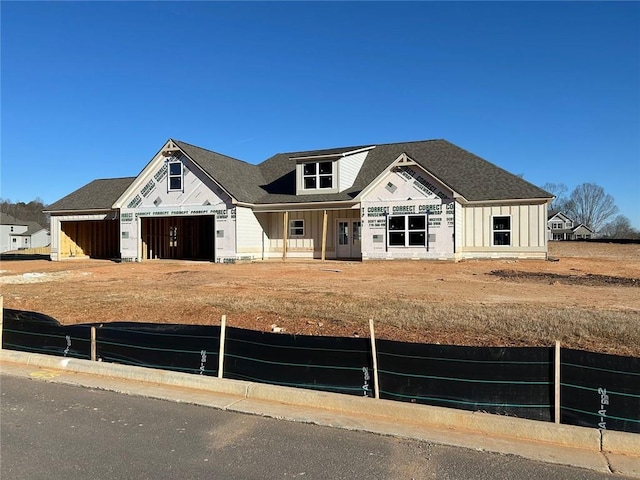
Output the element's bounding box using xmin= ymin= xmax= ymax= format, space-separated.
xmin=2 ymin=242 xmax=639 ymax=355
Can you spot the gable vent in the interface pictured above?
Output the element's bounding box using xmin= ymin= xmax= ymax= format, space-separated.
xmin=162 ymin=140 xmax=181 ymax=157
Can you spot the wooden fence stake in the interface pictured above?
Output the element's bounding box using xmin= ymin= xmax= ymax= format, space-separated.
xmin=282 ymin=212 xmax=288 ymax=261
xmin=218 ymin=315 xmax=227 ymax=378
xmin=369 ymin=319 xmax=380 ymax=399
xmin=555 ymin=340 xmax=561 ymax=424
xmin=321 ymin=210 xmax=328 ymax=261
xmin=91 ymin=326 xmax=97 ymax=361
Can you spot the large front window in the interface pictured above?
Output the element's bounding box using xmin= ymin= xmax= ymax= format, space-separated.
xmin=388 ymin=215 xmax=427 ymax=247
xmin=303 ymin=161 xmax=333 ymax=190
xmin=493 ymin=216 xmax=511 ymax=246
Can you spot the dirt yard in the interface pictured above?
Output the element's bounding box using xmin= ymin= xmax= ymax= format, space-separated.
xmin=2 ymin=242 xmax=639 ymax=357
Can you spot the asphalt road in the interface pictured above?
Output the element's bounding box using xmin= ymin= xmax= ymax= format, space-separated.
xmin=0 ymin=375 xmax=628 ymax=480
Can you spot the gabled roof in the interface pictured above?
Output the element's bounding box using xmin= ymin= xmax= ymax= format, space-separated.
xmin=14 ymin=221 xmax=47 ymax=235
xmin=173 ymin=140 xmax=266 ymax=203
xmin=572 ymin=223 xmax=593 ymax=233
xmin=0 ymin=212 xmax=46 ymax=233
xmin=548 ymin=210 xmax=573 ymax=221
xmin=256 ymin=139 xmax=551 ymax=204
xmin=46 ymin=138 xmax=553 ymax=212
xmin=45 ymin=177 xmax=135 ymax=212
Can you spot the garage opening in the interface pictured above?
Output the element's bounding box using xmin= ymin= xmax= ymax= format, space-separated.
xmin=141 ymin=215 xmax=215 ymax=261
xmin=60 ymin=220 xmax=120 ymax=259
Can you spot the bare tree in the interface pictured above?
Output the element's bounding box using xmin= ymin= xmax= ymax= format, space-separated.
xmin=564 ymin=183 xmax=618 ymax=233
xmin=541 ymin=182 xmax=569 ymax=211
xmin=600 ymin=215 xmax=640 ymax=239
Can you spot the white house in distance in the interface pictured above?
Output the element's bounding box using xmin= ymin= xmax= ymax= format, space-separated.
xmin=45 ymin=138 xmax=553 ymax=262
xmin=0 ymin=212 xmax=50 ymax=253
xmin=547 ymin=211 xmax=594 ymax=241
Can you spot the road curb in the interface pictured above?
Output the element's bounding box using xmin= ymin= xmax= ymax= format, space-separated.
xmin=0 ymin=350 xmax=629 ymax=456
xmin=244 ymin=381 xmax=603 ymax=451
xmin=602 ymin=429 xmax=640 ymax=458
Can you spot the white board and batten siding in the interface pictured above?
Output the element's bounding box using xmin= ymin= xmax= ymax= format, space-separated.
xmin=235 ymin=206 xmax=265 ymax=260
xmin=458 ymin=203 xmax=548 ymax=260
xmin=339 ymin=150 xmax=369 ymax=190
xmin=261 ymin=209 xmax=359 ymax=259
xmin=116 ymin=149 xmax=238 ymax=262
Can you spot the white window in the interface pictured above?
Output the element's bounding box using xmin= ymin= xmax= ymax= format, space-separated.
xmin=303 ymin=161 xmax=333 ymax=190
xmin=552 ymin=222 xmax=562 ymax=229
xmin=168 ymin=161 xmax=183 ymax=191
xmin=289 ymin=219 xmax=304 ymax=237
xmin=492 ymin=216 xmax=511 ymax=246
xmin=387 ymin=215 xmax=427 ymax=247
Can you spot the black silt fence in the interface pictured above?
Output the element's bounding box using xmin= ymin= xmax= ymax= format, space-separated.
xmin=376 ymin=340 xmax=553 ymax=421
xmin=561 ymin=349 xmax=640 ymax=433
xmin=4 ymin=307 xmax=640 ymax=434
xmin=223 ymin=327 xmax=374 ymax=397
xmin=96 ymin=322 xmax=221 ymax=376
xmin=2 ymin=308 xmax=91 ymax=359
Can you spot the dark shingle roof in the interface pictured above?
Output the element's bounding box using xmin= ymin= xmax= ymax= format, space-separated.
xmin=254 ymin=139 xmax=551 ymax=204
xmin=0 ymin=212 xmax=21 ymax=225
xmin=46 ymin=138 xmax=552 ymax=212
xmin=24 ymin=221 xmax=47 ymax=235
xmin=364 ymin=140 xmax=550 ymax=202
xmin=173 ymin=140 xmax=266 ymax=204
xmin=45 ymin=177 xmax=135 ymax=212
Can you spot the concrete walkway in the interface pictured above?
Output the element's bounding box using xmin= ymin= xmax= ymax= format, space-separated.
xmin=1 ymin=350 xmax=638 ymax=477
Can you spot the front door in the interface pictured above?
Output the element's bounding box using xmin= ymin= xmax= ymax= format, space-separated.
xmin=336 ymin=220 xmax=362 ymax=259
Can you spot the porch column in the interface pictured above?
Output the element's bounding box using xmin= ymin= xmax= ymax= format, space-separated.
xmin=321 ymin=209 xmax=328 ymax=261
xmin=282 ymin=211 xmax=288 ymax=261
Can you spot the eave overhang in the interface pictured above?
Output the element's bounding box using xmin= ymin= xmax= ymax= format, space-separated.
xmin=43 ymin=208 xmax=117 ymax=215
xmin=235 ymin=200 xmax=360 ymax=213
xmin=458 ymin=197 xmax=553 ymax=206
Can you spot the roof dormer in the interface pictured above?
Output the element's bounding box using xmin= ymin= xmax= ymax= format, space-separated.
xmin=293 ymin=145 xmax=375 ymax=195
xmin=294 ymin=154 xmax=340 ymax=195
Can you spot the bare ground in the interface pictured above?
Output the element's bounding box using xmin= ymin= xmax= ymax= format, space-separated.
xmin=1 ymin=242 xmax=639 ymax=356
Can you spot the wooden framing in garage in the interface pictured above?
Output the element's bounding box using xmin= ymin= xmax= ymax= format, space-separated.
xmin=140 ymin=215 xmax=216 ymax=261
xmin=58 ymin=219 xmax=119 ymax=259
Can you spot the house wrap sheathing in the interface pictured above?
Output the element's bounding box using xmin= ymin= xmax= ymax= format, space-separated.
xmin=45 ymin=138 xmax=553 ymax=262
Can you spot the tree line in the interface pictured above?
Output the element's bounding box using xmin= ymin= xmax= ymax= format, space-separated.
xmin=543 ymin=182 xmax=639 ymax=239
xmin=0 ymin=198 xmax=49 ymax=228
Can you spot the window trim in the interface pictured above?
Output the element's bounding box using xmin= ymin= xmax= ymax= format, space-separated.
xmin=297 ymin=160 xmax=338 ymax=194
xmin=387 ymin=214 xmax=428 ymax=248
xmin=289 ymin=219 xmax=304 ymax=237
xmin=492 ymin=215 xmax=512 ymax=246
xmin=168 ymin=160 xmax=183 ymax=192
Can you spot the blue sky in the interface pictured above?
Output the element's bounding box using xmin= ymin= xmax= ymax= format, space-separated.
xmin=2 ymin=1 xmax=639 ymax=229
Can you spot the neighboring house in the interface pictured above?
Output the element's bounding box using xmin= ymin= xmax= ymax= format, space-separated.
xmin=571 ymin=223 xmax=594 ymax=240
xmin=547 ymin=211 xmax=593 ymax=240
xmin=0 ymin=212 xmax=50 ymax=253
xmin=45 ymin=138 xmax=553 ymax=262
